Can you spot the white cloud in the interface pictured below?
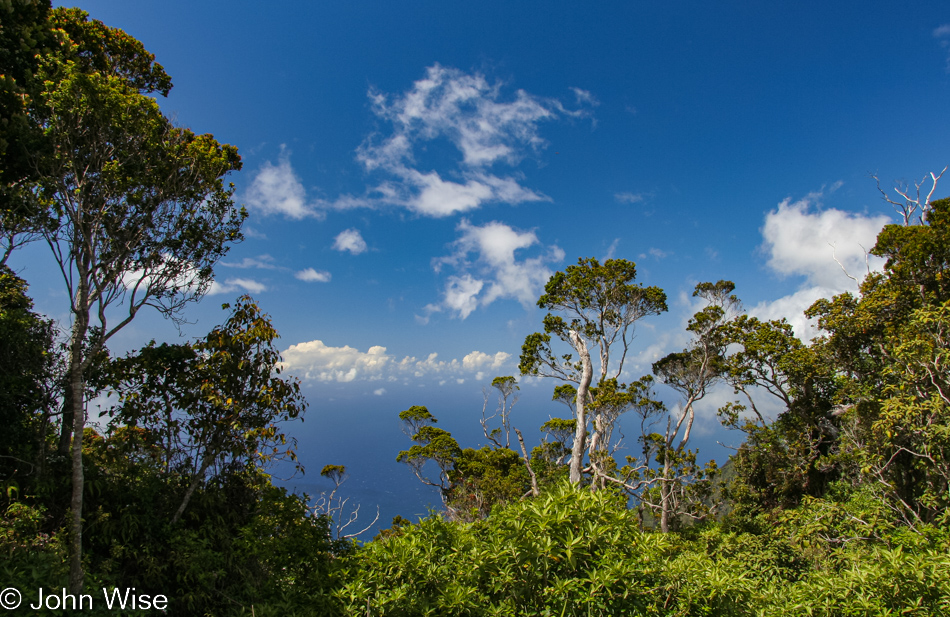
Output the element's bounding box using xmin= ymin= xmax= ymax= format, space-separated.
xmin=373 ymin=388 xmax=386 ymax=396
xmin=245 ymin=67 xmax=592 ymax=220
xmin=405 ymin=170 xmax=495 ymax=216
xmin=122 ymin=254 xmax=202 ymax=295
xmin=462 ymin=350 xmax=510 ymax=372
xmin=295 ymin=268 xmax=332 ymax=283
xmin=639 ymin=248 xmax=668 ymax=260
xmin=443 ymin=274 xmax=484 ymax=319
xmin=570 ymin=87 xmax=598 ymax=107
xmin=761 ymin=192 xmax=888 ymax=288
xmin=280 ymin=340 xmax=512 ymax=383
xmin=615 ymin=192 xmax=645 ymax=204
xmin=220 ymin=255 xmax=279 ymax=269
xmin=432 ymin=219 xmax=564 ymax=319
xmin=754 ymin=188 xmax=890 ymax=339
xmin=282 ymin=341 xmax=390 ymax=382
xmin=242 ymin=226 xmax=267 ymax=240
xmin=245 ymin=149 xmax=323 ymax=220
xmin=208 ymin=277 xmax=267 ymax=296
xmin=748 ymin=286 xmax=838 ymax=342
xmin=362 ymin=64 xmax=557 ymax=169
xmin=353 ymin=64 xmax=592 ymax=217
xmin=332 ymin=229 xmax=368 ymax=255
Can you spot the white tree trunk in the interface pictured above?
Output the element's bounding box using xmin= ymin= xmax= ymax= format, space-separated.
xmin=569 ymin=330 xmax=592 ymax=485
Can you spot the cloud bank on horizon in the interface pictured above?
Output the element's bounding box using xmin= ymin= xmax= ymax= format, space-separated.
xmin=280 ymin=339 xmax=511 ymax=385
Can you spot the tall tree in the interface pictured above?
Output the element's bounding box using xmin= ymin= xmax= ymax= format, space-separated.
xmin=807 ymin=194 xmax=950 ymax=525
xmin=107 ymin=297 xmax=307 ymax=525
xmin=33 ymin=9 xmax=243 ymax=593
xmin=520 ymin=257 xmax=667 ymax=485
xmin=651 ymin=280 xmax=738 ymax=531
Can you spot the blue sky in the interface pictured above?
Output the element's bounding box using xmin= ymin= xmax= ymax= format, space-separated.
xmin=14 ymin=0 xmax=950 ymax=525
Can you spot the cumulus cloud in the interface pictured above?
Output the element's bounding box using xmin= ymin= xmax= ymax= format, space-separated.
xmin=748 ymin=286 xmax=840 ymax=342
xmin=432 ymin=219 xmax=564 ymax=319
xmin=208 ymin=277 xmax=267 ymax=296
xmin=281 ymin=341 xmax=390 ymax=382
xmin=295 ymin=268 xmax=332 ymax=283
xmin=332 ymin=229 xmax=368 ymax=254
xmin=752 ymin=188 xmax=890 ymax=339
xmin=280 ymin=340 xmax=511 ymax=383
xmin=245 ymin=149 xmax=324 ymax=219
xmin=762 ymin=192 xmax=889 ymax=289
xmin=462 ymin=351 xmax=510 ymax=372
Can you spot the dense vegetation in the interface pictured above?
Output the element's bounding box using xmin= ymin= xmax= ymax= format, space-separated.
xmin=2 ymin=2 xmax=950 ymax=615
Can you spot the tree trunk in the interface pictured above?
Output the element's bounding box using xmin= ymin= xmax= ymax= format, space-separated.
xmin=514 ymin=428 xmax=539 ymax=498
xmin=171 ymin=455 xmax=213 ymax=525
xmin=58 ymin=399 xmax=72 ymax=456
xmin=660 ymin=453 xmax=672 ymax=533
xmin=66 ymin=299 xmax=89 ymax=595
xmin=569 ymin=330 xmax=592 ymax=485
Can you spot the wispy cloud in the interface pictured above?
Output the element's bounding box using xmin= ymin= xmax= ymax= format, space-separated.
xmin=245 ymin=67 xmax=594 ymax=220
xmin=220 ymin=254 xmax=279 ymax=269
xmin=208 ymin=277 xmax=267 ymax=295
xmin=354 ymin=64 xmax=595 ymax=217
xmin=615 ymin=191 xmax=645 ymax=204
xmin=935 ymin=24 xmax=950 ymax=71
xmin=295 ymin=268 xmax=332 ymax=283
xmin=280 ymin=340 xmax=511 ymax=383
xmin=431 ymin=219 xmax=564 ymax=319
xmin=332 ymin=229 xmax=368 ymax=254
xmin=638 ymin=248 xmax=669 ymax=260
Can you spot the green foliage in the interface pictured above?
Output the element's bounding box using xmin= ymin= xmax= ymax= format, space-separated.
xmin=80 ymin=438 xmax=348 ymax=617
xmin=448 ymin=446 xmax=531 ymax=521
xmin=396 ymin=406 xmax=462 ymax=492
xmin=0 ymin=0 xmax=53 ymax=234
xmin=0 ymin=265 xmax=56 ymax=487
xmin=340 ymin=482 xmax=671 ymax=616
xmin=342 ymin=481 xmax=950 ymax=616
xmin=107 ymin=297 xmax=306 ymax=524
xmin=798 ymin=197 xmax=950 ymax=523
xmin=520 ymin=257 xmax=667 ymax=380
xmin=397 ymin=404 xmax=533 ymax=520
